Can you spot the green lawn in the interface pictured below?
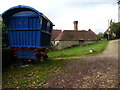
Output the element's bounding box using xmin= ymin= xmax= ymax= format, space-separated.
xmin=2 ymin=40 xmax=109 ymax=88
xmin=48 ymin=40 xmax=109 ymax=58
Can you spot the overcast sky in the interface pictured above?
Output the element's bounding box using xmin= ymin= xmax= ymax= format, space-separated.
xmin=0 ymin=0 xmax=118 ymax=34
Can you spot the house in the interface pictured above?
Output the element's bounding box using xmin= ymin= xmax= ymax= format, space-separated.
xmin=51 ymin=21 xmax=97 ymax=49
xmin=103 ymin=1 xmax=120 ymax=39
xmin=104 ymin=20 xmax=120 ymax=40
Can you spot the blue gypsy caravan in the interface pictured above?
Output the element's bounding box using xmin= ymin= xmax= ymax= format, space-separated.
xmin=2 ymin=5 xmax=54 ymax=62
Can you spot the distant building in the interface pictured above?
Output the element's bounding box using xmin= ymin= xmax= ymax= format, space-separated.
xmin=51 ymin=21 xmax=97 ymax=49
xmin=51 ymin=29 xmax=62 ymax=45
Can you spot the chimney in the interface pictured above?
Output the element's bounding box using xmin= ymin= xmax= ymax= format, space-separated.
xmin=73 ymin=21 xmax=78 ymax=31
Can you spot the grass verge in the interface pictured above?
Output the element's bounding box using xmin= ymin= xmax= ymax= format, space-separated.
xmin=48 ymin=40 xmax=109 ymax=58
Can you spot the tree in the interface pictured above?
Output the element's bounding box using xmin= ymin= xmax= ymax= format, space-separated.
xmin=97 ymin=32 xmax=104 ymax=40
xmin=109 ymin=22 xmax=120 ymax=39
xmin=2 ymin=21 xmax=8 ymax=47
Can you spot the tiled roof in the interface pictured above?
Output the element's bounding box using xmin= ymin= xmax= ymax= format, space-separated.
xmin=51 ymin=29 xmax=62 ymax=40
xmin=55 ymin=29 xmax=97 ymax=41
xmin=88 ymin=29 xmax=97 ymax=37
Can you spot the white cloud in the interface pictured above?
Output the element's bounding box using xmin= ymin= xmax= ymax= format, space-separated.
xmin=0 ymin=0 xmax=118 ymax=34
xmin=51 ymin=3 xmax=117 ymax=34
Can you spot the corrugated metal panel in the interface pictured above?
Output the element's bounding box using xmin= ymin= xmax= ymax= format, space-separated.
xmin=8 ymin=30 xmax=41 ymax=48
xmin=7 ymin=15 xmax=41 ymax=48
xmin=28 ymin=17 xmax=40 ymax=30
xmin=8 ymin=17 xmax=29 ymax=30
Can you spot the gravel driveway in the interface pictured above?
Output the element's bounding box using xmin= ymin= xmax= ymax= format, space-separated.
xmin=44 ymin=40 xmax=119 ymax=88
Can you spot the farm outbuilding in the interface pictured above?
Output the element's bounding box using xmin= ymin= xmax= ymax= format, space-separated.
xmin=51 ymin=29 xmax=62 ymax=46
xmin=51 ymin=21 xmax=97 ymax=49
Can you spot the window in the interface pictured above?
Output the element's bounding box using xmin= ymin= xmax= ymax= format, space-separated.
xmin=40 ymin=17 xmax=42 ymax=25
xmin=41 ymin=17 xmax=47 ymax=30
xmin=47 ymin=22 xmax=50 ymax=31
